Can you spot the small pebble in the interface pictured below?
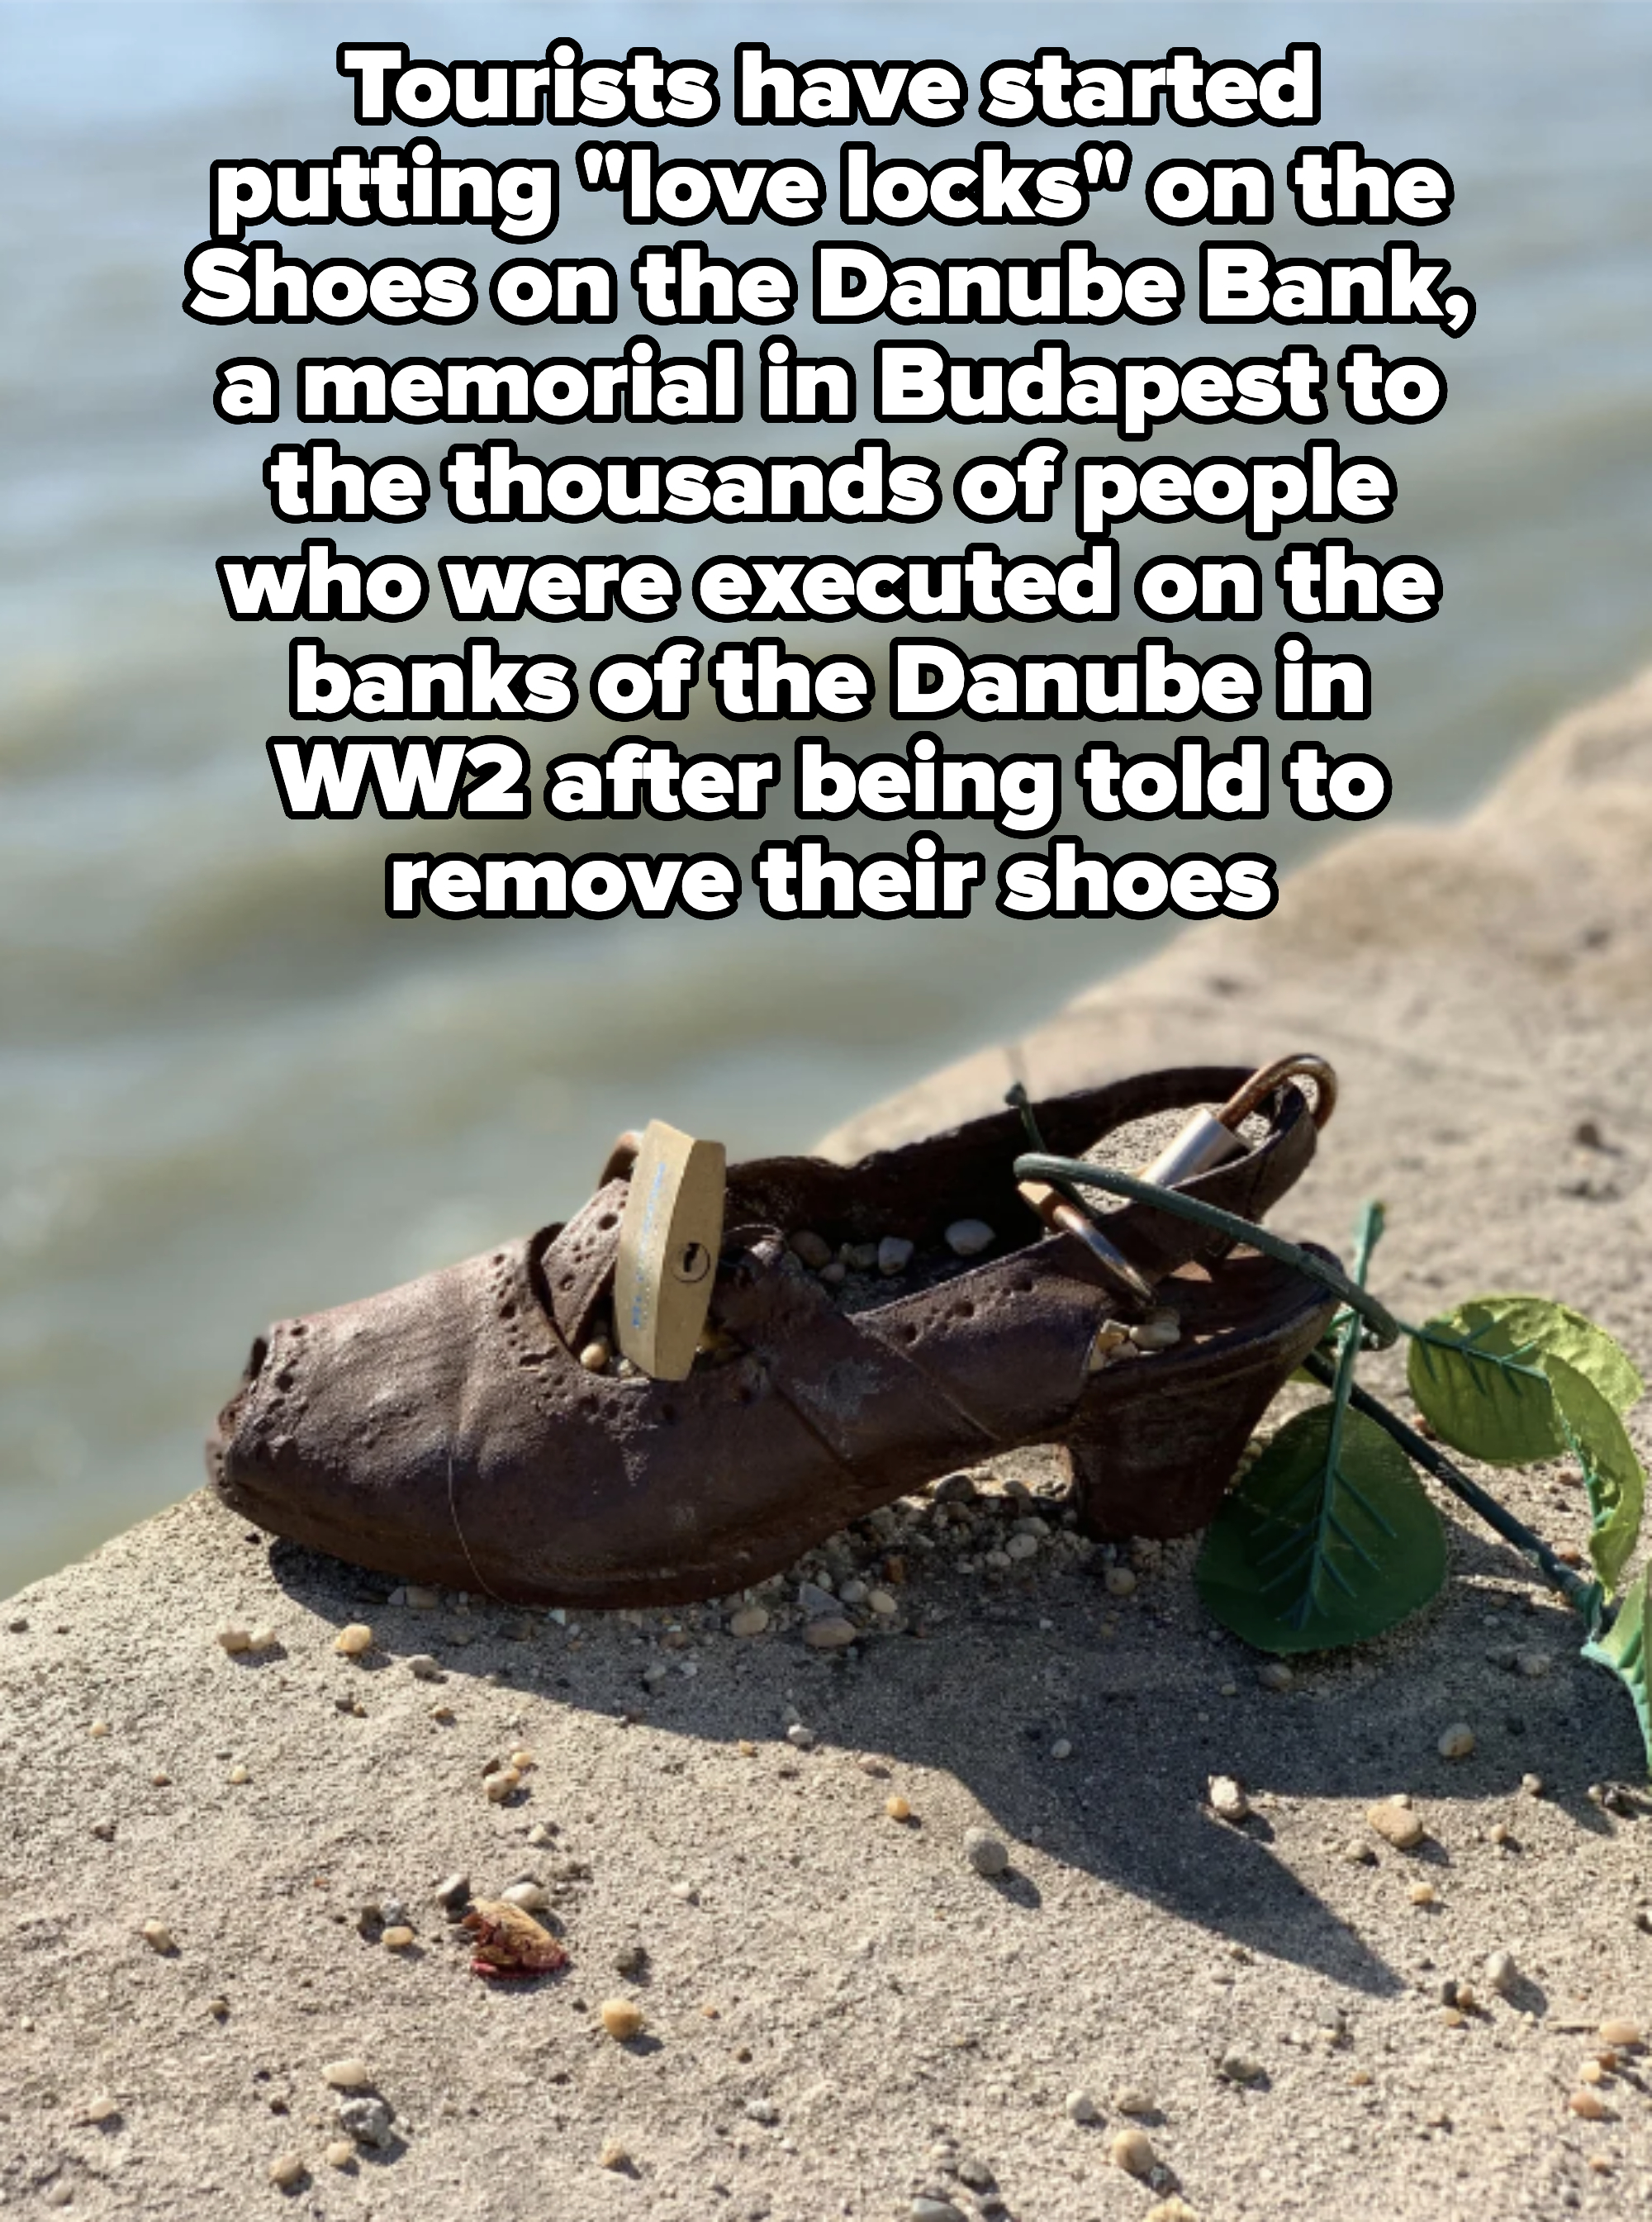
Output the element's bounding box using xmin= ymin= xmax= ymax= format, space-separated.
xmin=323 ymin=2060 xmax=371 ymax=2091
xmin=1104 ymin=1565 xmax=1137 ymax=1598
xmin=405 ymin=1655 xmax=444 ymax=1682
xmin=249 ymin=1625 xmax=278 ymax=1651
xmin=1409 ymin=1883 xmax=1437 ymax=1906
xmin=1488 ymin=1821 xmax=1515 ymax=1846
xmin=946 ymin=1218 xmax=995 ymax=1258
xmin=1483 ymin=1949 xmax=1519 ymax=1996
xmin=434 ymin=1873 xmax=471 ymax=1911
xmin=510 ymin=1747 xmax=535 ymax=1770
xmin=598 ymin=2138 xmax=631 ymax=2171
xmin=268 ymin=2153 xmax=306 ymax=2190
xmin=406 ymin=1585 xmax=440 ymax=1610
xmin=615 ymin=1944 xmax=647 ymax=1977
xmin=790 ymin=1230 xmax=833 ymax=1270
xmin=140 ymin=1920 xmax=176 ymax=1955
xmin=877 ymin=1236 xmax=915 ymax=1276
xmin=382 ymin=1925 xmax=415 ymax=1950
xmin=1437 ymin=1722 xmax=1475 ymax=1760
xmin=228 ymin=1764 xmax=251 ymax=1785
xmin=743 ymin=2098 xmax=780 ymax=2125
xmin=601 ymin=1998 xmax=645 ymax=2040
xmin=338 ymin=2096 xmax=394 ymax=2148
xmin=838 ymin=1577 xmax=869 ymax=1607
xmin=1569 ymin=2089 xmax=1607 ymax=2120
xmin=885 ymin=1794 xmax=912 ymax=1822
xmin=484 ymin=1767 xmax=521 ymax=1803
xmin=578 ymin=1339 xmax=610 ymax=1373
xmin=1004 ymin=1532 xmax=1039 ymax=1562
xmin=82 ymin=2094 xmax=121 ymax=2124
xmin=786 ymin=1723 xmax=816 ymax=1750
xmin=1146 ymin=2201 xmax=1201 ymax=2222
xmin=803 ymin=1617 xmax=857 ymax=1650
xmin=1599 ymin=2018 xmax=1642 ymax=2048
xmin=1208 ymin=1775 xmax=1251 ymax=1824
xmin=867 ymin=1588 xmax=898 ymax=1618
xmin=325 ymin=2141 xmax=355 ymax=2170
xmin=1579 ymin=2059 xmax=1607 ymax=2086
xmin=1341 ymin=1840 xmax=1377 ymax=1866
xmin=1129 ymin=1309 xmax=1181 ymax=1352
xmin=909 ymin=2201 xmax=966 ymax=2222
xmin=729 ymin=1605 xmax=769 ymax=1638
xmin=333 ymin=1624 xmax=373 ymax=1657
xmin=1064 ymin=2090 xmax=1099 ymax=2124
xmin=1516 ymin=1650 xmax=1553 ymax=1678
xmin=1051 ymin=1738 xmax=1072 ymax=1761
xmin=963 ymin=1827 xmax=1009 ymax=1878
xmin=1110 ymin=2126 xmax=1156 ymax=2176
xmin=502 ymin=1882 xmax=549 ymax=1913
xmin=1256 ymin=1660 xmax=1294 ymax=1692
xmin=1521 ymin=1773 xmax=1545 ymax=1797
xmin=1367 ymin=1799 xmax=1425 ymax=1851
xmin=1113 ymin=2088 xmax=1155 ymax=2115
xmin=216 ymin=1621 xmax=253 ymax=1654
xmin=1218 ymin=2053 xmax=1264 ymax=2083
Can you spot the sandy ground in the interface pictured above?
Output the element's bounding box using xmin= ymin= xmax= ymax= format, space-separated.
xmin=7 ymin=673 xmax=1652 ymax=2221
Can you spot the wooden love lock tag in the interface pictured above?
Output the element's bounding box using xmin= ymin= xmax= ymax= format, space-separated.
xmin=614 ymin=1120 xmax=726 ymax=1380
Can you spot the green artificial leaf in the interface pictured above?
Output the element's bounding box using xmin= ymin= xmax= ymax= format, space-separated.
xmin=1457 ymin=1296 xmax=1642 ymax=1415
xmin=1582 ymin=1565 xmax=1652 ymax=1778
xmin=1407 ymin=1307 xmax=1561 ymax=1465
xmin=1548 ymin=1356 xmax=1646 ymax=1596
xmin=1198 ymin=1403 xmax=1447 ymax=1655
xmin=1408 ymin=1294 xmax=1646 ymax=1591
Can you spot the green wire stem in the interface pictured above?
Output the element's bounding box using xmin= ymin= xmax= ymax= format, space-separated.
xmin=1010 ymin=1150 xmax=1404 ymax=1348
xmin=1302 ymin=1350 xmax=1605 ymax=1630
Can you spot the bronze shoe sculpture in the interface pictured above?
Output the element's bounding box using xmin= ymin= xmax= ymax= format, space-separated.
xmin=207 ymin=1064 xmax=1339 ymax=1607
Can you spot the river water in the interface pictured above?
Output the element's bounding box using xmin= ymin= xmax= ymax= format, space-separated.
xmin=3 ymin=0 xmax=1651 ymax=1588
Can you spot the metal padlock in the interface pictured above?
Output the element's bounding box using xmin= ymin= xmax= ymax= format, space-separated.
xmin=1137 ymin=1052 xmax=1337 ymax=1188
xmin=1017 ymin=1053 xmax=1336 ymax=1312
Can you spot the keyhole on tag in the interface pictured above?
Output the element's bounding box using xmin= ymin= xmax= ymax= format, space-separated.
xmin=673 ymin=1241 xmax=712 ymax=1285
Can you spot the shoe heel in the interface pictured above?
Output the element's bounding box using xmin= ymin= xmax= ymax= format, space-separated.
xmin=1062 ymin=1339 xmax=1313 ymax=1542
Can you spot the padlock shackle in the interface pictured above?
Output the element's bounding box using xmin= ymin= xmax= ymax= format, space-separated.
xmin=1216 ymin=1053 xmax=1337 ymax=1133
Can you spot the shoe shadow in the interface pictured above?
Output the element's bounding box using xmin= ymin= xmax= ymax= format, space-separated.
xmin=268 ymin=1490 xmax=1631 ymax=2003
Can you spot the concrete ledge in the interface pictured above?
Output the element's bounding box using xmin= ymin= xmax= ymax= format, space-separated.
xmin=5 ymin=677 xmax=1652 ymax=2218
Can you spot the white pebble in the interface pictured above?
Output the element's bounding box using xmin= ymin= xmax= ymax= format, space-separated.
xmin=322 ymin=2059 xmax=372 ymax=2091
xmin=248 ymin=1626 xmax=278 ymax=1652
xmin=838 ymin=1578 xmax=869 ymax=1607
xmin=502 ymin=1882 xmax=549 ymax=1912
xmin=140 ymin=1920 xmax=176 ymax=1954
xmin=1208 ymin=1775 xmax=1251 ymax=1824
xmin=1256 ymin=1660 xmax=1294 ymax=1692
xmin=867 ymin=1588 xmax=898 ymax=1617
xmin=786 ymin=1724 xmax=816 ymax=1750
xmin=877 ymin=1236 xmax=915 ymax=1277
xmin=1129 ymin=1309 xmax=1182 ymax=1351
xmin=268 ymin=2153 xmax=306 ymax=2190
xmin=945 ymin=1218 xmax=995 ymax=1258
xmin=1438 ymin=1722 xmax=1475 ymax=1760
xmin=215 ymin=1621 xmax=252 ymax=1654
xmin=802 ymin=1617 xmax=857 ymax=1650
xmin=1051 ymin=1739 xmax=1073 ymax=1761
xmin=1484 ymin=1949 xmax=1519 ymax=1996
xmin=1104 ymin=1565 xmax=1137 ymax=1598
xmin=82 ymin=2093 xmax=121 ymax=2124
xmin=1004 ymin=1532 xmax=1039 ymax=1562
xmin=333 ymin=1624 xmax=373 ymax=1657
xmin=1064 ymin=2089 xmax=1099 ymax=2124
xmin=729 ymin=1605 xmax=770 ymax=1638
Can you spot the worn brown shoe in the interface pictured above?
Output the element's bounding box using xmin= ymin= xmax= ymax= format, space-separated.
xmin=207 ymin=1066 xmax=1337 ymax=1607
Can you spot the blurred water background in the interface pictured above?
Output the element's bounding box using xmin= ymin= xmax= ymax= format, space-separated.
xmin=2 ymin=0 xmax=1651 ymax=1588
